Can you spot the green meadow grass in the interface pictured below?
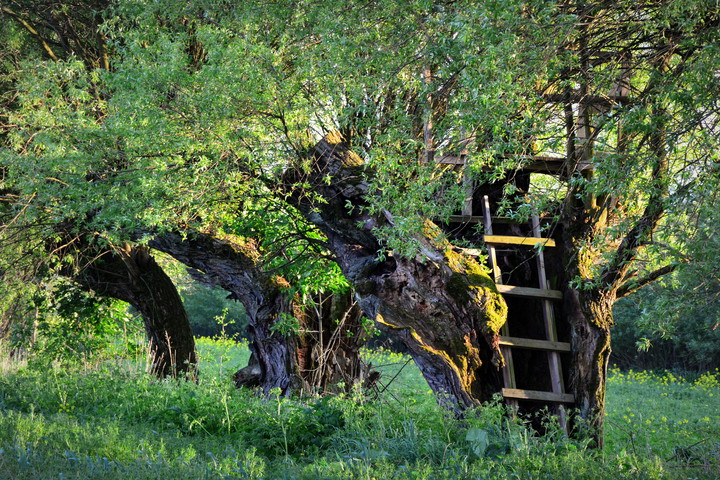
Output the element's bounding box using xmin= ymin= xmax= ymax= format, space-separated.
xmin=0 ymin=339 xmax=718 ymax=479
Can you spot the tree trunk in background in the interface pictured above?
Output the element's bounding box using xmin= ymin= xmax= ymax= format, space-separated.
xmin=76 ymin=245 xmax=197 ymax=378
xmin=149 ymin=231 xmax=373 ymax=395
xmin=296 ymin=290 xmax=371 ymax=393
xmin=283 ymin=133 xmax=508 ymax=409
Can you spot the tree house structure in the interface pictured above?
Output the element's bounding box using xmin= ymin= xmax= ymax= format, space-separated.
xmin=425 ymin=50 xmax=631 ymax=432
xmin=436 ymin=154 xmax=576 ymax=428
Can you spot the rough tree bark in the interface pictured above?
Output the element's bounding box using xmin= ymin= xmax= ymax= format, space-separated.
xmin=148 ymin=231 xmax=372 ymax=395
xmin=75 ymin=244 xmax=197 ymax=378
xmin=283 ymin=132 xmax=508 ymax=409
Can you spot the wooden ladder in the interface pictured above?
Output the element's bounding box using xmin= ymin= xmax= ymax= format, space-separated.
xmin=481 ymin=196 xmax=573 ymax=431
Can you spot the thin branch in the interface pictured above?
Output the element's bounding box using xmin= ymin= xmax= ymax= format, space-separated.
xmin=616 ymin=263 xmax=679 ymax=299
xmin=1 ymin=7 xmax=59 ymax=61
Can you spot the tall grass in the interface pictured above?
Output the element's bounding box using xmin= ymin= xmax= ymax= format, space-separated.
xmin=0 ymin=339 xmax=718 ymax=479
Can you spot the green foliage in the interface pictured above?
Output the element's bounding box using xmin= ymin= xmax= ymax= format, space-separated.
xmin=4 ymin=277 xmax=143 ymax=366
xmin=160 ymin=255 xmax=248 ymax=338
xmin=269 ymin=312 xmax=302 ymax=338
xmin=613 ymin=268 xmax=720 ymax=371
xmin=34 ymin=281 xmax=136 ymax=362
xmin=4 ymin=0 xmax=720 ymax=335
xmin=1 ymin=0 xmax=546 ymax=255
xmin=225 ymin=198 xmax=351 ymax=301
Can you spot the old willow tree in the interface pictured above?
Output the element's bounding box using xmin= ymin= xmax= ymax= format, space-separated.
xmin=3 ymin=0 xmax=720 ymax=443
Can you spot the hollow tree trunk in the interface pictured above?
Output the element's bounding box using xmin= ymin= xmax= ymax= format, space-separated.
xmin=75 ymin=245 xmax=197 ymax=378
xmin=148 ymin=231 xmax=372 ymax=395
xmin=283 ymin=132 xmax=508 ymax=409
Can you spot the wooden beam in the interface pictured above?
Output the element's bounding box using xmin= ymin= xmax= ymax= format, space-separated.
xmin=484 ymin=235 xmax=556 ymax=247
xmin=438 ymin=153 xmax=593 ymax=175
xmin=496 ymin=284 xmax=563 ymax=300
xmin=499 ymin=336 xmax=571 ymax=352
xmin=446 ymin=215 xmax=554 ymax=224
xmin=436 ymin=154 xmax=465 ymax=165
xmin=502 ymin=388 xmax=575 ymax=403
xmin=447 ymin=215 xmax=512 ymax=224
xmin=447 ymin=215 xmax=483 ymax=223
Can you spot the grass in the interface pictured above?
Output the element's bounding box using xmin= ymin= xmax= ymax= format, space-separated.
xmin=0 ymin=339 xmax=718 ymax=479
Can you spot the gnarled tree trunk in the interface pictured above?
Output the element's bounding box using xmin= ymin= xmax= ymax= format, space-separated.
xmin=149 ymin=232 xmax=299 ymax=393
xmin=283 ymin=132 xmax=508 ymax=409
xmin=76 ymin=245 xmax=197 ymax=378
xmin=564 ymin=288 xmax=613 ymax=444
xmin=149 ymin=231 xmax=373 ymax=395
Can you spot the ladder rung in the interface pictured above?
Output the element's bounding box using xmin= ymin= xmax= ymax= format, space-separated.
xmin=502 ymin=388 xmax=575 ymax=403
xmin=484 ymin=235 xmax=555 ymax=247
xmin=496 ymin=284 xmax=563 ymax=300
xmin=499 ymin=336 xmax=571 ymax=352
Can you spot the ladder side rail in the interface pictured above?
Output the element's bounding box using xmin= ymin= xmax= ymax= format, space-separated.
xmin=483 ymin=196 xmax=518 ymax=407
xmin=532 ymin=214 xmax=569 ymax=432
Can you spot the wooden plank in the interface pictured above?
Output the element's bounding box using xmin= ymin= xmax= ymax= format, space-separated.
xmin=496 ymin=284 xmax=563 ymax=300
xmin=447 ymin=215 xmax=483 ymax=223
xmin=499 ymin=336 xmax=571 ymax=352
xmin=462 ymin=172 xmax=473 ymax=216
xmin=437 ymin=154 xmax=465 ymax=165
xmin=439 ymin=152 xmax=592 ymax=175
xmin=482 ymin=196 xmax=502 ymax=284
xmin=502 ymin=388 xmax=575 ymax=404
xmin=484 ymin=235 xmax=556 ymax=248
xmin=447 ymin=215 xmax=554 ymax=224
xmin=483 ymin=196 xmax=519 ymax=410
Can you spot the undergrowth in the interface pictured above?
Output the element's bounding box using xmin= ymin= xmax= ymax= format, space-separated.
xmin=0 ymin=339 xmax=717 ymax=479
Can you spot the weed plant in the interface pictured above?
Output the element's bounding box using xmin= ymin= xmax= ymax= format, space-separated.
xmin=0 ymin=340 xmax=718 ymax=479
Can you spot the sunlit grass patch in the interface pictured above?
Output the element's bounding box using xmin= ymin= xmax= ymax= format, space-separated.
xmin=1 ymin=339 xmax=719 ymax=479
xmin=195 ymin=336 xmax=251 ymax=380
xmin=605 ymin=366 xmax=720 ymax=473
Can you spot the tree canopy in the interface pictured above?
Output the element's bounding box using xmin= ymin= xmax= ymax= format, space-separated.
xmin=2 ymin=0 xmax=720 ymax=444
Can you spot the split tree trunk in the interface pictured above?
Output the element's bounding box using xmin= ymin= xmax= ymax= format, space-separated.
xmin=283 ymin=132 xmax=508 ymax=409
xmin=76 ymin=245 xmax=197 ymax=378
xmin=149 ymin=231 xmax=372 ymax=395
